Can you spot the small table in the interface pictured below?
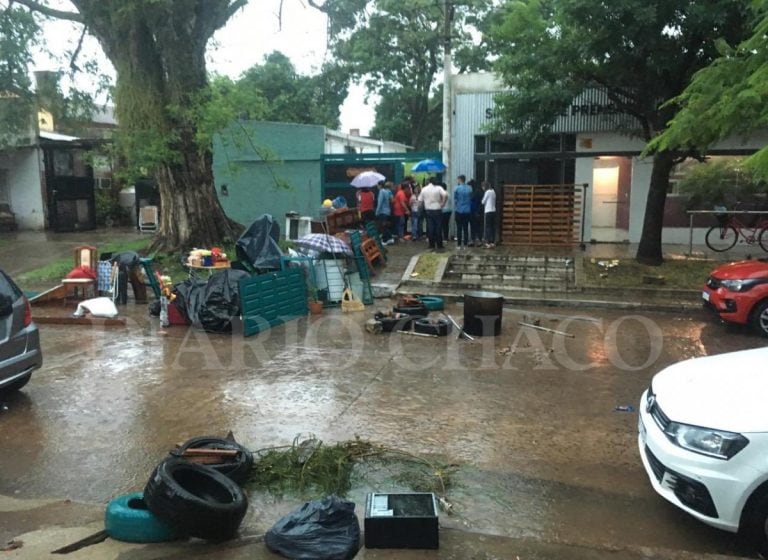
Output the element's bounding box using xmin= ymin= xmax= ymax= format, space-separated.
xmin=61 ymin=278 xmax=96 ymax=305
xmin=185 ymin=261 xmax=231 ymax=279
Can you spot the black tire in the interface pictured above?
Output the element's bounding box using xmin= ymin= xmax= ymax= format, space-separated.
xmin=393 ymin=304 xmax=428 ymax=317
xmin=0 ymin=372 xmax=31 ymax=394
xmin=144 ymin=458 xmax=248 ymax=541
xmin=104 ymin=492 xmax=179 ymax=543
xmin=751 ymin=300 xmax=768 ymax=338
xmin=414 ymin=318 xmax=451 ymax=337
xmin=172 ymin=436 xmax=253 ymax=485
xmin=759 ymin=227 xmax=768 ymax=252
xmin=705 ymin=225 xmax=738 ymax=252
xmin=374 ymin=313 xmax=413 ymax=332
xmin=740 ymin=488 xmax=768 ymax=556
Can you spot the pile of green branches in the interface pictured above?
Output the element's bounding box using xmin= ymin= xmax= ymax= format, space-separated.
xmin=247 ymin=435 xmax=455 ymax=499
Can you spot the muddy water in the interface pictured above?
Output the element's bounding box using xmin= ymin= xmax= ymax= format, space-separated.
xmin=0 ymin=302 xmax=762 ymax=556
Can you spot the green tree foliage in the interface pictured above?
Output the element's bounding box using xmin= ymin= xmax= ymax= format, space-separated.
xmin=486 ymin=0 xmax=751 ymax=264
xmin=310 ymin=0 xmax=491 ymax=149
xmin=370 ymin=86 xmax=442 ymax=150
xmin=11 ymin=0 xmax=251 ymax=251
xmin=0 ymin=5 xmax=38 ymax=146
xmin=652 ymin=2 xmax=768 ymax=182
xmin=676 ymin=158 xmax=768 ymax=209
xmin=237 ymin=51 xmax=347 ymax=129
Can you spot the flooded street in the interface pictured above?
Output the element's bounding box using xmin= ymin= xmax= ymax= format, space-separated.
xmin=0 ymin=301 xmax=765 ymax=557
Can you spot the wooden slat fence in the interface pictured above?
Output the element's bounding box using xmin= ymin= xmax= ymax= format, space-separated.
xmin=501 ymin=184 xmax=585 ymax=246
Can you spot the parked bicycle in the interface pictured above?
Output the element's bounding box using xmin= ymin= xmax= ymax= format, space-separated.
xmin=705 ymin=205 xmax=768 ymax=252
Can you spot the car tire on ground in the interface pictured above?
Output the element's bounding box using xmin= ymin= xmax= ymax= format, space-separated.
xmin=414 ymin=318 xmax=451 ymax=337
xmin=416 ymin=296 xmax=444 ymax=311
xmin=0 ymin=372 xmax=31 ymax=394
xmin=750 ymin=300 xmax=768 ymax=337
xmin=392 ymin=304 xmax=428 ymax=317
xmin=144 ymin=458 xmax=248 ymax=541
xmin=172 ymin=436 xmax=253 ymax=485
xmin=740 ymin=487 xmax=768 ymax=556
xmin=104 ymin=492 xmax=179 ymax=543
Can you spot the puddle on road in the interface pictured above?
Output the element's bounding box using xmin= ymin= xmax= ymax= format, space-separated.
xmin=0 ymin=303 xmax=763 ymax=557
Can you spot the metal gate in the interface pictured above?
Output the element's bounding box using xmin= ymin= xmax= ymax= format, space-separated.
xmin=501 ymin=183 xmax=587 ymax=246
xmin=239 ymin=268 xmax=308 ymax=337
xmin=48 ymin=177 xmax=96 ymax=232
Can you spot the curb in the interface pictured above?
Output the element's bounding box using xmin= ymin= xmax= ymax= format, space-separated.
xmin=393 ymin=287 xmax=707 ymax=314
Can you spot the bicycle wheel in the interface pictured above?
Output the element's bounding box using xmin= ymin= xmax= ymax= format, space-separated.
xmin=705 ymin=226 xmax=738 ymax=252
xmin=759 ymin=227 xmax=768 ymax=252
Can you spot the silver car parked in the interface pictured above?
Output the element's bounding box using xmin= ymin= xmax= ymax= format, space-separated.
xmin=0 ymin=270 xmax=42 ymax=393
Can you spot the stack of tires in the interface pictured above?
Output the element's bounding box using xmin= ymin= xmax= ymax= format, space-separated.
xmin=104 ymin=436 xmax=253 ymax=543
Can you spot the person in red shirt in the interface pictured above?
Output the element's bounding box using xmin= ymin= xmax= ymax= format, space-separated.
xmin=357 ymin=187 xmax=375 ymax=224
xmin=392 ymin=182 xmax=410 ymax=240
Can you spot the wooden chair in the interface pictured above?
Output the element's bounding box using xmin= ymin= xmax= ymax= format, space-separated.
xmin=62 ymin=245 xmax=98 ymax=305
xmin=360 ymin=238 xmax=384 ymax=275
xmin=139 ymin=205 xmax=158 ymax=233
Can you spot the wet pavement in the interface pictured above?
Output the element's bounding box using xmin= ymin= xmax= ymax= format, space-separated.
xmin=0 ymin=229 xmax=765 ymax=558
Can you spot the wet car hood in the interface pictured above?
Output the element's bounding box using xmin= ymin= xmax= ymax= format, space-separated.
xmin=652 ymin=347 xmax=768 ymax=433
xmin=710 ymin=259 xmax=768 ymax=280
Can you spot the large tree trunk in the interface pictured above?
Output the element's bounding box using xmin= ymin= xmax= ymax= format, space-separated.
xmin=635 ymin=151 xmax=676 ymax=265
xmin=155 ymin=147 xmax=239 ymax=250
xmin=71 ymin=0 xmax=244 ymax=251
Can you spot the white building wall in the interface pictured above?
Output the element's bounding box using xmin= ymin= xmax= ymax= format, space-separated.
xmin=452 ymin=73 xmax=768 ymax=245
xmin=0 ymin=147 xmax=45 ymax=230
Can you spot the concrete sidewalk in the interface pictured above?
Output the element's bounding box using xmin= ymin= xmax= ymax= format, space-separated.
xmin=0 ymin=495 xmax=741 ymax=559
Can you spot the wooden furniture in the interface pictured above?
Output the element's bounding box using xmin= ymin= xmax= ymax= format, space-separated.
xmin=139 ymin=205 xmax=158 ymax=233
xmin=61 ymin=278 xmax=96 ymax=304
xmin=360 ymin=238 xmax=384 ymax=275
xmin=74 ymin=245 xmax=97 ymax=270
xmin=325 ymin=208 xmax=358 ymax=235
xmin=0 ymin=203 xmax=17 ymax=232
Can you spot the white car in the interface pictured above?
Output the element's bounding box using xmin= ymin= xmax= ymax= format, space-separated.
xmin=638 ymin=347 xmax=768 ymax=553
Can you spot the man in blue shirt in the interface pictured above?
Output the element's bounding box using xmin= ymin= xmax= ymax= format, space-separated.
xmin=453 ymin=175 xmax=473 ymax=249
xmin=375 ymin=181 xmax=394 ymax=244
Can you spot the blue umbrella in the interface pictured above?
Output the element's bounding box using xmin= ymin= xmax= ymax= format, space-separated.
xmin=411 ymin=159 xmax=446 ymax=173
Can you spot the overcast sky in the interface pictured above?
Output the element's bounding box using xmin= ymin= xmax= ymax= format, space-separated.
xmin=32 ymin=0 xmax=377 ymax=135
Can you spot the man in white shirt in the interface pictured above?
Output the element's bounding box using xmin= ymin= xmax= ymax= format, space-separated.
xmin=418 ymin=178 xmax=447 ymax=249
xmin=481 ymin=181 xmax=497 ymax=248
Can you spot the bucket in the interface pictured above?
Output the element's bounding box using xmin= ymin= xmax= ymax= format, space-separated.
xmin=463 ymin=290 xmax=504 ymax=337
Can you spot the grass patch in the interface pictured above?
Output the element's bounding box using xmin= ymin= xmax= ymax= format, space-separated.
xmin=411 ymin=252 xmax=442 ymax=280
xmin=581 ymin=256 xmax=717 ymax=289
xmin=18 ymin=239 xmax=151 ymax=283
xmin=247 ymin=435 xmax=455 ymax=500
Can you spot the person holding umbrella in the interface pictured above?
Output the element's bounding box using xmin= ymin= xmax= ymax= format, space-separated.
xmin=357 ymin=187 xmax=375 ymax=224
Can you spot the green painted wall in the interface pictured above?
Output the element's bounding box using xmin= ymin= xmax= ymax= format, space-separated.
xmin=213 ymin=121 xmax=325 ymax=230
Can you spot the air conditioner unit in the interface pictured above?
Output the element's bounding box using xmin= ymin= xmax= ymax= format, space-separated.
xmin=285 ymin=215 xmax=312 ymax=240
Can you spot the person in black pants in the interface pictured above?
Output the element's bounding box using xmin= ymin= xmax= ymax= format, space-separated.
xmin=469 ymin=179 xmax=483 ymax=246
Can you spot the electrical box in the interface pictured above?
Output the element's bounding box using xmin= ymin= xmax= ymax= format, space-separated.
xmin=364 ymin=493 xmax=439 ymax=549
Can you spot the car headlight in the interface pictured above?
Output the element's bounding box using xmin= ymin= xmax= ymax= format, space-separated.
xmin=664 ymin=422 xmax=749 ymax=460
xmin=720 ymin=278 xmax=760 ymax=292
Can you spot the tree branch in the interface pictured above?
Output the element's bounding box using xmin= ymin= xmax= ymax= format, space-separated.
xmin=222 ymin=0 xmax=248 ymax=23
xmin=12 ymin=0 xmax=83 ymax=22
xmin=68 ymin=25 xmax=86 ymax=75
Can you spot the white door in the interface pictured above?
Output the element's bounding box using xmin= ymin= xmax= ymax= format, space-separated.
xmin=591 ymin=159 xmax=621 ymax=240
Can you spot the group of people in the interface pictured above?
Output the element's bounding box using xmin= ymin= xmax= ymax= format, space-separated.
xmin=356 ymin=175 xmax=497 ymax=250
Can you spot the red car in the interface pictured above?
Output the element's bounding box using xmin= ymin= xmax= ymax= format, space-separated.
xmin=703 ymin=259 xmax=768 ymax=336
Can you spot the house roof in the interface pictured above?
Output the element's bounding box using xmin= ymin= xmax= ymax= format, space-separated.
xmin=40 ymin=131 xmax=80 ymax=142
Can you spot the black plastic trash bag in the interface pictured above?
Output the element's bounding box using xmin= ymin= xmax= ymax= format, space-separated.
xmin=235 ymin=214 xmax=283 ymax=272
xmin=265 ymin=495 xmax=360 ymax=560
xmin=173 ymin=269 xmax=250 ymax=333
